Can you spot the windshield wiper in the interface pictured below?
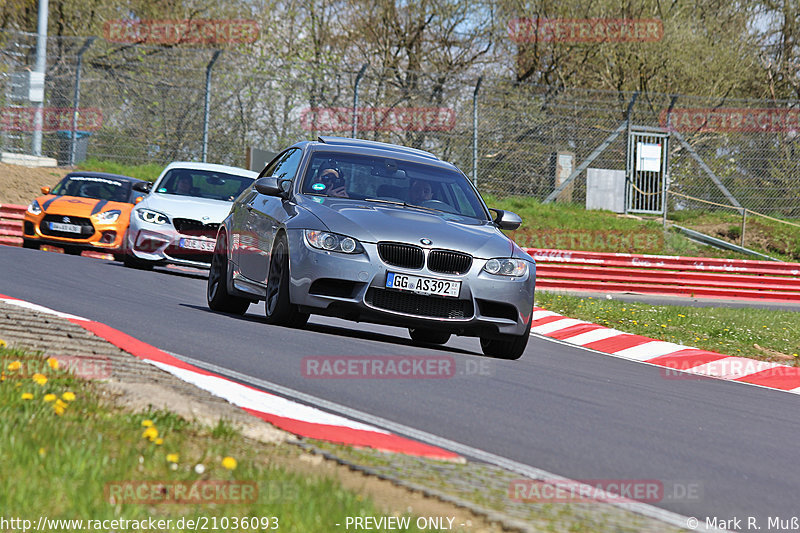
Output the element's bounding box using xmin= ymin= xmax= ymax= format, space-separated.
xmin=363 ymin=197 xmax=445 ymax=214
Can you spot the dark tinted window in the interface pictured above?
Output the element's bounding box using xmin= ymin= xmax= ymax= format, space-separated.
xmin=155 ymin=169 xmax=254 ymax=202
xmin=51 ymin=176 xmax=131 ymax=203
xmin=300 ymin=152 xmax=488 ymax=220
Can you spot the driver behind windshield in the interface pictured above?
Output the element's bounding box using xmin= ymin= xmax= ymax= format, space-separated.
xmin=408 ymin=179 xmax=433 ymax=205
xmin=316 ymin=164 xmax=349 ymax=198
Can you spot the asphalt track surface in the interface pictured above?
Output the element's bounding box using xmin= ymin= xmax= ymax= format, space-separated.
xmin=3 ymin=245 xmax=799 ymax=528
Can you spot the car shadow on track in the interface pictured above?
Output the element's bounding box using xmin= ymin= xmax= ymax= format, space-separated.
xmin=108 ymin=262 xmax=208 ymax=281
xmin=179 ymin=303 xmax=481 ymax=356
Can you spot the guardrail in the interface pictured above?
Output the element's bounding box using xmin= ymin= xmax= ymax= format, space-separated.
xmin=0 ymin=204 xmax=25 ymax=247
xmin=2 ymin=205 xmax=799 ymax=302
xmin=527 ymin=248 xmax=800 ymax=302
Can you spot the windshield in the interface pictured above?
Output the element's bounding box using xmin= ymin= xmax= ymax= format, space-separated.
xmin=155 ymin=169 xmax=254 ymax=202
xmin=300 ymin=152 xmax=489 ymax=220
xmin=51 ymin=176 xmax=131 ymax=203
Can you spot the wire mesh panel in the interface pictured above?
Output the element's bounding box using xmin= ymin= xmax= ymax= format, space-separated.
xmin=1 ymin=28 xmax=799 ymax=218
xmin=626 ymin=129 xmax=668 ymax=214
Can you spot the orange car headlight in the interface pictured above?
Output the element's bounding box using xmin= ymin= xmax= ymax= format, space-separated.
xmin=96 ymin=210 xmax=121 ymax=223
xmin=27 ymin=200 xmax=42 ymax=215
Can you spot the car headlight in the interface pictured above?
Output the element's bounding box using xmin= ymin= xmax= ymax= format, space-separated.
xmin=27 ymin=200 xmax=42 ymax=215
xmin=136 ymin=208 xmax=170 ymax=225
xmin=304 ymin=230 xmax=362 ymax=254
xmin=483 ymin=258 xmax=529 ymax=277
xmin=96 ymin=209 xmax=121 ymax=223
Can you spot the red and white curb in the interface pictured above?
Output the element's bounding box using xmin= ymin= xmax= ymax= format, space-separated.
xmin=0 ymin=294 xmax=459 ymax=460
xmin=531 ymin=307 xmax=800 ymax=393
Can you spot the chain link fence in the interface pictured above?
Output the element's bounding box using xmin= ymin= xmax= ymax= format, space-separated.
xmin=2 ymin=28 xmax=799 ymax=217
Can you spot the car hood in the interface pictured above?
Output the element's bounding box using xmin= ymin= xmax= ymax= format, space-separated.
xmin=137 ymin=194 xmax=233 ymax=223
xmin=38 ymin=195 xmax=132 ymax=217
xmin=297 ymin=197 xmax=516 ymax=259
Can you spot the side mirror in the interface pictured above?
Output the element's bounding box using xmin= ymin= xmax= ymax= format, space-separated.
xmin=255 ymin=177 xmax=291 ymax=197
xmin=489 ymin=208 xmax=522 ymax=231
xmin=132 ymin=182 xmax=153 ymax=193
xmin=40 ymin=186 xmax=51 ymax=195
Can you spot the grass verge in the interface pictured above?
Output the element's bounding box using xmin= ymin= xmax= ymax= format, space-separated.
xmin=535 ymin=292 xmax=800 ymax=362
xmin=77 ymin=158 xmax=164 ymax=182
xmin=483 ymin=195 xmax=800 ymax=261
xmin=0 ymin=345 xmax=445 ymax=533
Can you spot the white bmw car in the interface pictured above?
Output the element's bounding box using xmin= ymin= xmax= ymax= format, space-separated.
xmin=124 ymin=162 xmax=257 ymax=269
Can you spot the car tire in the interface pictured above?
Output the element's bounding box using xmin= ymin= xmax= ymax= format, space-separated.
xmin=408 ymin=328 xmax=451 ymax=345
xmin=122 ymin=252 xmax=153 ymax=270
xmin=479 ymin=317 xmax=531 ymax=360
xmin=207 ymin=232 xmax=250 ymax=315
xmin=264 ymin=234 xmax=309 ymax=328
xmin=22 ymin=239 xmax=40 ymax=250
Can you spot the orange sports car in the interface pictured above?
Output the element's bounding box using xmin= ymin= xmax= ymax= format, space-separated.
xmin=23 ymin=171 xmax=151 ymax=258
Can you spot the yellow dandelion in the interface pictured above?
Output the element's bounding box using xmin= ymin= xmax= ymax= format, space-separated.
xmin=142 ymin=427 xmax=158 ymax=441
xmin=1 ymin=372 xmax=6 ymax=381
xmin=141 ymin=419 xmax=154 ymax=427
xmin=38 ymin=447 xmax=46 ymax=457
xmin=55 ymin=399 xmax=68 ymax=409
xmin=53 ymin=403 xmax=65 ymax=416
xmin=32 ymin=373 xmax=47 ymax=386
xmin=154 ymin=438 xmax=164 ymax=445
xmin=21 ymin=392 xmax=34 ymax=400
xmin=166 ymin=453 xmax=179 ymax=463
xmin=46 ymin=357 xmax=59 ymax=370
xmin=62 ymin=391 xmax=76 ymax=402
xmin=7 ymin=360 xmax=21 ymax=371
xmin=0 ymin=339 xmax=6 ymax=348
xmin=221 ymin=456 xmax=237 ymax=470
xmin=43 ymin=393 xmax=56 ymax=402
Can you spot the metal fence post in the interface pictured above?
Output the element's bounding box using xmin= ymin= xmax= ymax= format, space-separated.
xmin=202 ymin=50 xmax=222 ymax=163
xmin=31 ymin=0 xmax=49 ymax=156
xmin=70 ymin=37 xmax=96 ymax=166
xmin=741 ymin=209 xmax=747 ymax=247
xmin=472 ymin=76 xmax=482 ymax=187
xmin=352 ymin=63 xmax=368 ymax=138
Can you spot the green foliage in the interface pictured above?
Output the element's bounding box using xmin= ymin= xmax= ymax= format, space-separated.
xmin=0 ymin=346 xmax=437 ymax=532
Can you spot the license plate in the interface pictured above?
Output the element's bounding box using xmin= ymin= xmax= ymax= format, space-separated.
xmin=49 ymin=222 xmax=82 ymax=233
xmin=179 ymin=238 xmax=215 ymax=252
xmin=386 ymin=272 xmax=461 ymax=298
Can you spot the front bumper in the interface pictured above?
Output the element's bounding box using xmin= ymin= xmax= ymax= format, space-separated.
xmin=23 ymin=213 xmax=125 ymax=252
xmin=285 ymin=230 xmax=535 ymax=338
xmin=127 ymin=217 xmax=216 ymax=268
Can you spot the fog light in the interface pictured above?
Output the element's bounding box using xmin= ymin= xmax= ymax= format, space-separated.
xmin=100 ymin=231 xmax=116 ymax=244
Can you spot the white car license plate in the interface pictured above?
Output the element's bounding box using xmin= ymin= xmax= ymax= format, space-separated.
xmin=386 ymin=272 xmax=460 ymax=298
xmin=49 ymin=222 xmax=82 ymax=233
xmin=179 ymin=238 xmax=215 ymax=252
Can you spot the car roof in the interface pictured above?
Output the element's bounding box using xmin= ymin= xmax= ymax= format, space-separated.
xmin=162 ymin=161 xmax=259 ymax=178
xmin=64 ymin=171 xmax=146 ymax=183
xmin=304 ymin=137 xmax=457 ymax=171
